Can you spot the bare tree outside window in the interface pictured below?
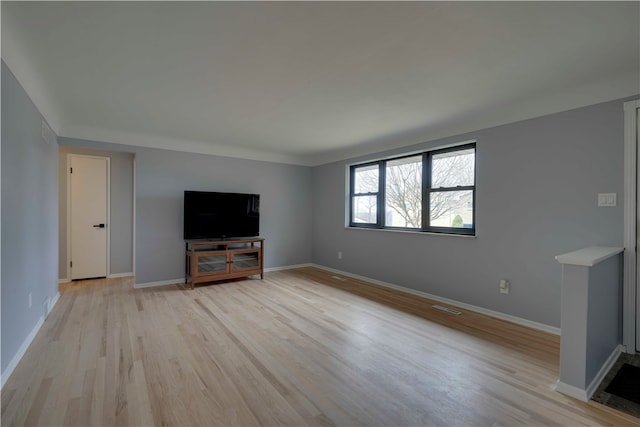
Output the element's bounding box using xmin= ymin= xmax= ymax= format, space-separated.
xmin=373 ymin=150 xmax=474 ymax=227
xmin=349 ymin=144 xmax=475 ymax=235
xmin=432 ymin=149 xmax=475 ymax=188
xmin=352 ymin=195 xmax=377 ymax=223
xmin=385 ymin=156 xmax=422 ymax=227
xmin=352 ymin=165 xmax=379 ymax=223
xmin=430 ymin=149 xmax=475 ymax=227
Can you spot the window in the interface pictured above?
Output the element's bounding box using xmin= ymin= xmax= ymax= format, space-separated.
xmin=349 ymin=143 xmax=476 ymax=235
xmin=385 ymin=156 xmax=422 ymax=228
xmin=351 ymin=163 xmax=380 ymax=225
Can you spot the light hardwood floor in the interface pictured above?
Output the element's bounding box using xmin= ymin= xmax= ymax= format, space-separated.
xmin=2 ymin=267 xmax=638 ymax=426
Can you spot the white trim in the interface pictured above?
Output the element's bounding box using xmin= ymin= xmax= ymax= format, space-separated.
xmin=554 ymin=344 xmax=623 ymax=402
xmin=555 ymin=246 xmax=624 ymax=267
xmin=1 ymin=291 xmax=61 ymax=389
xmin=49 ymin=292 xmax=60 ymax=313
xmin=345 ymin=226 xmax=478 ymax=239
xmin=106 ymin=157 xmax=111 ymax=277
xmin=623 ymin=99 xmax=639 ymax=353
xmin=554 ymin=381 xmax=589 ymax=402
xmin=132 ymin=264 xmax=559 ymax=334
xmin=58 ymin=278 xmax=70 ymax=284
xmin=586 ymin=344 xmax=623 ymax=400
xmin=134 ymin=278 xmax=184 ymax=289
xmin=264 ymin=263 xmax=313 ymax=273
xmin=133 ymin=265 xmax=314 ymax=288
xmin=132 ymin=156 xmax=137 ymax=277
xmin=66 ymin=154 xmax=71 ymax=280
xmin=311 ymin=264 xmax=561 ymax=336
xmin=1 ymin=317 xmax=44 ymax=389
xmin=107 ymin=272 xmax=134 ymax=278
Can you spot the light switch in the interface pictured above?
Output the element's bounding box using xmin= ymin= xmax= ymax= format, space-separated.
xmin=598 ymin=193 xmax=616 ymax=207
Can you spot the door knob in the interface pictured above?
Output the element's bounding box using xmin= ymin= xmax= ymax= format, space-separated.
xmin=93 ymin=224 xmax=105 ymax=228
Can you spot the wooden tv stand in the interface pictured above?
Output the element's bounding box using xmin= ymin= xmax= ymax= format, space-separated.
xmin=185 ymin=237 xmax=264 ymax=289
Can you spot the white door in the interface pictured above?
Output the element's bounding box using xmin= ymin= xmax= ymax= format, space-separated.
xmin=624 ymin=100 xmax=639 ymax=353
xmin=69 ymin=155 xmax=109 ymax=280
xmin=637 ymin=108 xmax=640 ymax=351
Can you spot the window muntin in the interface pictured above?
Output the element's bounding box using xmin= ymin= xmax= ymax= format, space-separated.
xmin=349 ymin=144 xmax=475 ymax=235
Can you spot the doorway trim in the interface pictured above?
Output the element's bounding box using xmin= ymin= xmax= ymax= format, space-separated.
xmin=133 ymin=156 xmax=136 ymax=278
xmin=623 ymin=99 xmax=640 ymax=353
xmin=66 ymin=153 xmax=111 ymax=280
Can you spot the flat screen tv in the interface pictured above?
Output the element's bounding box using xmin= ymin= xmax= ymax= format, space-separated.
xmin=184 ymin=191 xmax=260 ymax=240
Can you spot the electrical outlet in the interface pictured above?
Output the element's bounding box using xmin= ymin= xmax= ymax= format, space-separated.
xmin=338 ymin=251 xmax=342 ymax=260
xmin=28 ymin=292 xmax=32 ymax=308
xmin=499 ymin=280 xmax=510 ymax=294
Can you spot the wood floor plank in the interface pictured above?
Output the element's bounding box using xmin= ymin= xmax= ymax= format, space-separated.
xmin=2 ymin=267 xmax=638 ymax=426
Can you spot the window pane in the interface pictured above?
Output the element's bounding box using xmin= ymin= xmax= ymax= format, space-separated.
xmin=352 ymin=195 xmax=377 ymax=223
xmin=430 ymin=190 xmax=473 ymax=228
xmin=354 ymin=164 xmax=378 ymax=194
xmin=432 ymin=148 xmax=475 ymax=188
xmin=385 ymin=156 xmax=422 ymax=228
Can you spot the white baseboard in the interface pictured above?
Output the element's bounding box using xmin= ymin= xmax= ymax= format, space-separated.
xmin=555 ymin=342 xmax=620 ymax=404
xmin=48 ymin=292 xmax=60 ymax=315
xmin=132 ymin=264 xmax=313 ymax=289
xmin=1 ymin=290 xmax=61 ymax=389
xmin=264 ymin=263 xmax=313 ymax=273
xmin=555 ymin=381 xmax=589 ymax=401
xmin=107 ymin=272 xmax=134 ymax=278
xmin=311 ymin=264 xmax=561 ymax=336
xmin=130 ymin=264 xmax=560 ymax=335
xmin=134 ymin=278 xmax=184 ymax=289
xmin=133 ymin=264 xmax=314 ymax=288
xmin=1 ymin=317 xmax=44 ymax=389
xmin=60 ymin=273 xmax=133 ymax=283
xmin=133 ymin=264 xmax=315 ymax=289
xmin=585 ymin=344 xmax=623 ymax=400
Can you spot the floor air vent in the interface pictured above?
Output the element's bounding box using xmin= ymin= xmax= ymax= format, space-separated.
xmin=431 ymin=305 xmax=462 ymax=315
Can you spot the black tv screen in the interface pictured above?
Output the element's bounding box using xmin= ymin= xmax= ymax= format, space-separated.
xmin=184 ymin=191 xmax=260 ymax=240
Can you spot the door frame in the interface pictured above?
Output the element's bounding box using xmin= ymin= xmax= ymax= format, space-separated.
xmin=66 ymin=153 xmax=111 ymax=280
xmin=623 ymin=99 xmax=640 ymax=353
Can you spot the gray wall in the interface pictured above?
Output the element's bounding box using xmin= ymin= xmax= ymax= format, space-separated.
xmin=58 ymin=139 xmax=313 ymax=285
xmin=0 ymin=48 xmax=631 ymax=382
xmin=559 ymin=264 xmax=589 ymax=388
xmin=57 ymin=143 xmax=134 ymax=278
xmin=586 ymin=255 xmax=622 ymax=384
xmin=558 ymin=254 xmax=622 ymax=391
xmin=312 ymin=98 xmax=630 ymax=328
xmin=1 ymin=61 xmax=59 ymax=376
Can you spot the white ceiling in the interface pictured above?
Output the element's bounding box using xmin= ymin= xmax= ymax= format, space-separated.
xmin=2 ymin=1 xmax=639 ymax=166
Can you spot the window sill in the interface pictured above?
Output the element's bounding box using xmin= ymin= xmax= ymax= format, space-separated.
xmin=345 ymin=226 xmax=477 ymax=238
